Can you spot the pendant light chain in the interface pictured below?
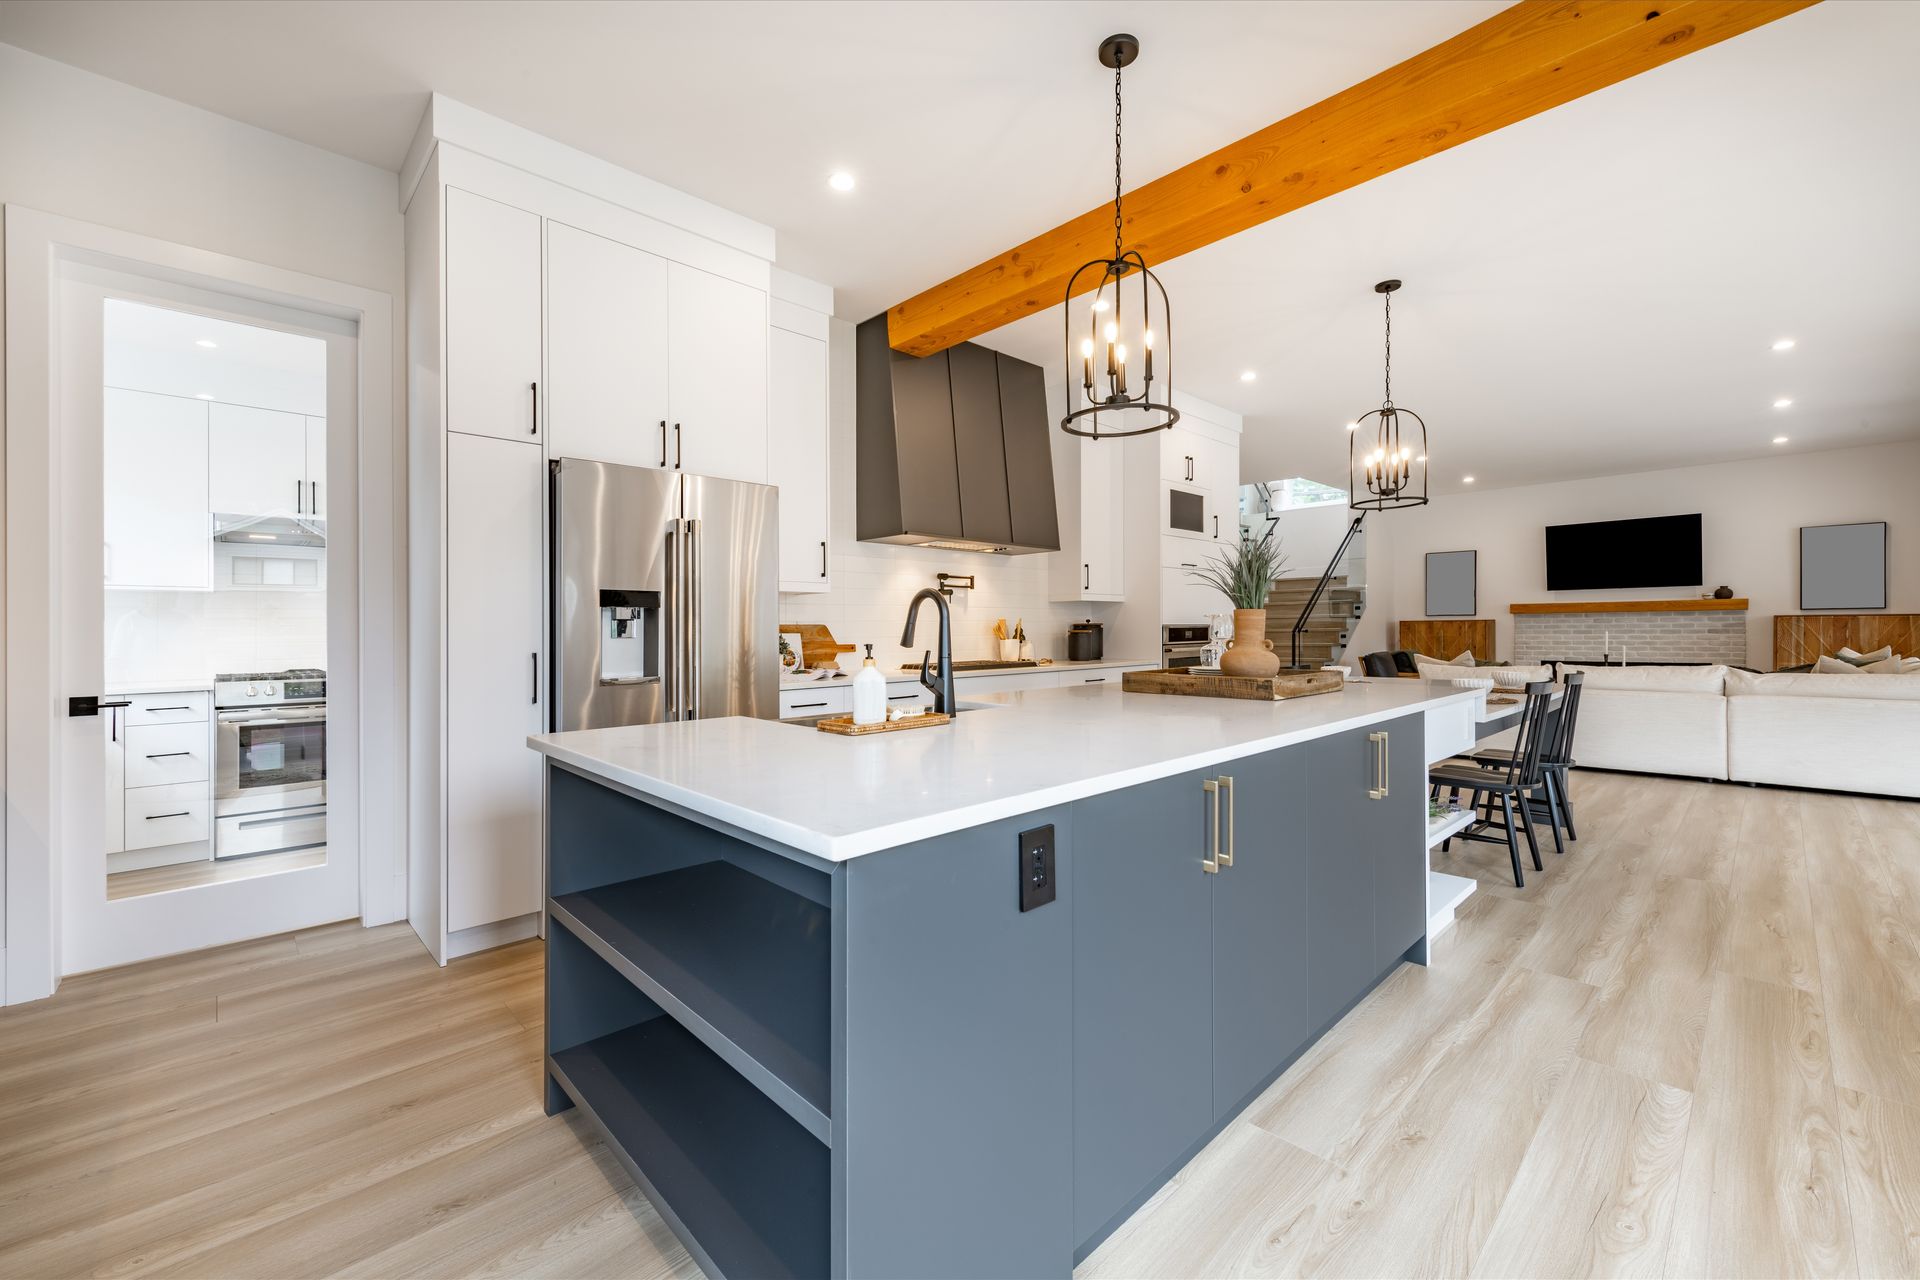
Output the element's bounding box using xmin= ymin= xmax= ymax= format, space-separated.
xmin=1382 ymin=286 xmax=1393 ymax=410
xmin=1112 ymin=65 xmax=1124 ymax=261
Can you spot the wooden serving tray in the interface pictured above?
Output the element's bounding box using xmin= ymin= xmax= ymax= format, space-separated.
xmin=1121 ymin=668 xmax=1344 ymax=701
xmin=815 ymin=711 xmax=952 ymax=736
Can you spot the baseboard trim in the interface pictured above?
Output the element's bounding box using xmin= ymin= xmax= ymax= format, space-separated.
xmin=443 ymin=913 xmax=540 ymax=962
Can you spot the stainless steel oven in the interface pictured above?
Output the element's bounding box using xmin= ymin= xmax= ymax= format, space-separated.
xmin=214 ymin=669 xmax=327 ymax=859
xmin=1161 ymin=623 xmax=1211 ymax=672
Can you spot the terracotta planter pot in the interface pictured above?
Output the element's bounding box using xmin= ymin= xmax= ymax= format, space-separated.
xmin=1220 ymin=608 xmax=1281 ymax=678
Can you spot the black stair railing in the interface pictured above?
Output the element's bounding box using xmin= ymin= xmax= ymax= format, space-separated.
xmin=1289 ymin=513 xmax=1367 ymax=669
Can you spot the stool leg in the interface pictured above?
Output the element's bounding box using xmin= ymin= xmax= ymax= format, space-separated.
xmin=1516 ymin=792 xmax=1544 ymax=871
xmin=1539 ymin=781 xmax=1565 ymax=856
xmin=1556 ymin=767 xmax=1578 ymax=841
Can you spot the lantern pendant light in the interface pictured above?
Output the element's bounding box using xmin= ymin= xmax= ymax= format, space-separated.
xmin=1060 ymin=34 xmax=1178 ymax=440
xmin=1349 ymin=279 xmax=1428 ymax=511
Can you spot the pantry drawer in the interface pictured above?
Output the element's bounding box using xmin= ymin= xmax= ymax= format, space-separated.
xmin=125 ymin=722 xmax=210 ymax=788
xmin=126 ymin=691 xmax=211 ymax=726
xmin=125 ymin=781 xmax=210 ymax=850
xmin=779 ymin=686 xmax=852 ymax=720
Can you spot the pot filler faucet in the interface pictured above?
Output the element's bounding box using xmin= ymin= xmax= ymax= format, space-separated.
xmin=901 ymin=587 xmax=957 ymax=716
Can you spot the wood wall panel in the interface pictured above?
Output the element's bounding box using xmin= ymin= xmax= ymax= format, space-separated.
xmin=1399 ymin=619 xmax=1496 ymax=662
xmin=1772 ymin=615 xmax=1920 ymax=670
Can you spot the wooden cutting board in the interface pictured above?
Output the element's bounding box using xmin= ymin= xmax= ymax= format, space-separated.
xmin=1121 ymin=668 xmax=1344 ymax=701
xmin=782 ymin=623 xmax=856 ymax=671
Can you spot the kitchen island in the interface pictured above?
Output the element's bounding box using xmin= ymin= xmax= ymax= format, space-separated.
xmin=528 ymin=680 xmax=1480 ymax=1279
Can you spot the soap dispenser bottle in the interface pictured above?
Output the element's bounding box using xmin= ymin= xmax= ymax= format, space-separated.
xmin=852 ymin=644 xmax=887 ymax=726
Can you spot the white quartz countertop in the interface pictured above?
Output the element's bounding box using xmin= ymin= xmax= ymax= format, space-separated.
xmin=106 ymin=678 xmax=215 ymax=694
xmin=530 ymin=679 xmax=1477 ymax=862
xmin=779 ymin=656 xmax=1153 ymax=691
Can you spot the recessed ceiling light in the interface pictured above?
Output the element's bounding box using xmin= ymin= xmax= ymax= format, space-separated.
xmin=1240 ymin=370 xmax=1257 ymax=383
xmin=1462 ymin=475 xmax=1476 ymax=484
xmin=194 ymin=392 xmax=214 ymax=400
xmin=1771 ymin=338 xmax=1795 ymax=352
xmin=1773 ymin=435 xmax=1789 ymax=444
xmin=1773 ymin=397 xmax=1793 ymax=409
xmin=827 ymin=171 xmax=856 ymax=193
xmin=195 ymin=338 xmax=218 ymax=349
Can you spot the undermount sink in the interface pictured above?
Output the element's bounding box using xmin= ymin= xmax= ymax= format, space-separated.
xmin=784 ymin=700 xmax=997 ymax=729
xmin=897 ymin=659 xmax=1041 ymax=674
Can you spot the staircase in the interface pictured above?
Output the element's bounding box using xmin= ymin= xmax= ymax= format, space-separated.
xmin=1265 ymin=576 xmax=1366 ymax=668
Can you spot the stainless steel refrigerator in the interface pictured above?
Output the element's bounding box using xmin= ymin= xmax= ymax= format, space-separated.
xmin=551 ymin=458 xmax=779 ymax=731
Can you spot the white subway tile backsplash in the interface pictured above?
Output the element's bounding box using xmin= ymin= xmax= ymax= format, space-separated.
xmin=107 ymin=588 xmax=328 ymax=682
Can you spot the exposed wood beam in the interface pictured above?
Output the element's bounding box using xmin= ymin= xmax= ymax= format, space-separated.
xmin=886 ymin=0 xmax=1818 ymax=356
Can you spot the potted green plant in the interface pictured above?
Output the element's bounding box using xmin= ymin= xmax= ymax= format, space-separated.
xmin=1187 ymin=526 xmax=1288 ymax=677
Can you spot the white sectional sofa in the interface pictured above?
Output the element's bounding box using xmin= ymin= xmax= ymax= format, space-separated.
xmin=1559 ymin=664 xmax=1731 ymax=781
xmin=1723 ymin=668 xmax=1920 ymax=798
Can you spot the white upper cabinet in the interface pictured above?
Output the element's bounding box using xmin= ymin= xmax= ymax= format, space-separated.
xmin=546 ymin=220 xmax=671 ymax=468
xmin=209 ymin=402 xmax=306 ymax=516
xmin=768 ymin=325 xmax=830 ymax=591
xmin=104 ymin=388 xmax=210 ymax=590
xmin=1051 ymin=433 xmax=1127 ymax=603
xmin=446 ymin=187 xmax=542 ymax=443
xmin=1193 ymin=434 xmax=1238 ymax=537
xmin=305 ymin=417 xmax=326 ymax=518
xmin=667 ymin=261 xmax=767 ymax=483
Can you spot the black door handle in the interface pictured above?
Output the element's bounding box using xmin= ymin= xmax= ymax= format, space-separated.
xmin=660 ymin=420 xmax=668 ymax=467
xmin=1084 ymin=563 xmax=1090 ymax=591
xmin=673 ymin=422 xmax=683 ymax=469
xmin=820 ymin=541 xmax=828 ymax=577
xmin=530 ymin=381 xmax=539 ymax=435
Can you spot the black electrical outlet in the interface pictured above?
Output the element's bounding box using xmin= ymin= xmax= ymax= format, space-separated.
xmin=1018 ymin=824 xmax=1056 ymax=912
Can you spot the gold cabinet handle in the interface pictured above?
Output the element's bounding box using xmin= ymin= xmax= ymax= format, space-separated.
xmin=1367 ymin=732 xmax=1386 ymax=800
xmin=1218 ymin=775 xmax=1234 ymax=866
xmin=1202 ymin=778 xmax=1220 ymax=873
xmin=1380 ymin=731 xmax=1390 ymax=799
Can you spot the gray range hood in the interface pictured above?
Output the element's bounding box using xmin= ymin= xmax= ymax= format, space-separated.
xmin=855 ymin=316 xmax=1060 ymax=555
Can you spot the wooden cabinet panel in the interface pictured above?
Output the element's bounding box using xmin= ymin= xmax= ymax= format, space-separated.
xmin=768 ymin=326 xmax=829 ymax=591
xmin=208 ymin=401 xmax=306 ymax=517
xmin=446 ymin=432 xmax=545 ymax=932
xmin=103 ymin=388 xmax=210 ymax=590
xmin=546 ymin=221 xmax=671 ymax=469
xmin=667 ymin=261 xmax=767 ymax=483
xmin=446 ymin=187 xmax=542 ymax=442
xmin=1072 ymin=767 xmax=1214 ymax=1246
xmin=1212 ymin=746 xmax=1311 ymax=1119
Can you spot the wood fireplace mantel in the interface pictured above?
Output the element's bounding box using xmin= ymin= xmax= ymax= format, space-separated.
xmin=1509 ymin=599 xmax=1749 ymax=614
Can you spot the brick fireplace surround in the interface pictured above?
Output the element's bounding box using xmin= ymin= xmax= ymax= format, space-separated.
xmin=1509 ymin=599 xmax=1748 ymax=666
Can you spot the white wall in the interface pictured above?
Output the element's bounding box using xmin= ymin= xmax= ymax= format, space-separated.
xmin=1380 ymin=441 xmax=1919 ymax=666
xmin=777 ymin=319 xmax=1125 ymax=670
xmin=0 ymin=42 xmax=404 ymax=970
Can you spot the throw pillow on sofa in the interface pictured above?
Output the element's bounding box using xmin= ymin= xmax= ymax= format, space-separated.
xmin=1450 ymin=650 xmax=1476 ymax=667
xmin=1815 ymin=655 xmax=1866 ymax=674
xmin=1862 ymin=655 xmax=1919 ymax=674
xmin=1836 ymin=645 xmax=1894 ymax=665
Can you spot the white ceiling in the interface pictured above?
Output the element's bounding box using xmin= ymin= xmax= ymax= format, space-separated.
xmin=105 ymin=300 xmax=327 ymax=416
xmin=6 ymin=0 xmax=1915 ymax=494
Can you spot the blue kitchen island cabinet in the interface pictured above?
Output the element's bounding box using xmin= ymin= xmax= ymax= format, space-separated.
xmin=529 ymin=684 xmax=1453 ymax=1279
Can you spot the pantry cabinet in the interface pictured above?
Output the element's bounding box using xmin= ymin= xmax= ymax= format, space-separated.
xmin=445 ymin=431 xmax=546 ymax=934
xmin=1051 ymin=433 xmax=1126 ymax=603
xmin=305 ymin=417 xmax=327 ymax=518
xmin=446 ymin=187 xmax=543 ymax=443
xmin=667 ymin=262 xmax=768 ymax=483
xmin=545 ymin=220 xmax=670 ymax=468
xmin=103 ymin=388 xmax=210 ymax=590
xmin=208 ymin=402 xmax=307 ymax=516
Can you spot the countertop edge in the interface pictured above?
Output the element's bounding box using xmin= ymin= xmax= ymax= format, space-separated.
xmin=530 ymin=685 xmax=1476 ymax=862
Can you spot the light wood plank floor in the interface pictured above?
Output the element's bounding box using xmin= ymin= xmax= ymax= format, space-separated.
xmin=2 ymin=771 xmax=1915 ymax=1278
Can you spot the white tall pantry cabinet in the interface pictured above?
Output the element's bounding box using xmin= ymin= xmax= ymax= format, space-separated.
xmin=405 ymin=115 xmax=830 ymax=962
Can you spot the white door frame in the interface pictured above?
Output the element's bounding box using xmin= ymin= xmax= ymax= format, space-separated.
xmin=4 ymin=205 xmax=405 ymax=1003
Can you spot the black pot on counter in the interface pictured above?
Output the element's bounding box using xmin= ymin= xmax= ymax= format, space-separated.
xmin=1067 ymin=619 xmax=1104 ymax=662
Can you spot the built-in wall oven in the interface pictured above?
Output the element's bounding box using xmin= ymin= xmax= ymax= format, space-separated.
xmin=1161 ymin=623 xmax=1212 ymax=672
xmin=214 ymin=670 xmax=326 ymax=859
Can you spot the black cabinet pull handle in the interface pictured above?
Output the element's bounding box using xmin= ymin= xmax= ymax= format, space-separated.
xmin=530 ymin=381 xmax=539 ymax=435
xmin=145 ymin=705 xmax=193 ymax=712
xmin=659 ymin=420 xmax=668 ymax=467
xmin=791 ymin=700 xmax=828 ymax=709
xmin=1084 ymin=562 xmax=1091 ymax=591
xmin=295 ymin=479 xmax=303 ymax=515
xmin=674 ymin=422 xmax=683 ymax=469
xmin=820 ymin=540 xmax=828 ymax=577
xmin=531 ymin=653 xmax=538 ymax=705
xmin=146 ymin=811 xmax=191 ymax=821
xmin=144 ymin=751 xmax=192 ymax=759
xmin=1214 ymin=515 xmax=1220 ymax=539
xmin=312 ymin=480 xmax=320 ymax=513
xmin=888 ymin=692 xmax=918 ymax=701
xmin=1084 ymin=677 xmax=1106 ymax=683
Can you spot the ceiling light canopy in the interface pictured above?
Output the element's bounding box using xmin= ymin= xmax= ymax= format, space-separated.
xmin=1348 ymin=279 xmax=1427 ymax=512
xmin=1772 ymin=338 xmax=1796 ymax=351
xmin=1061 ymin=34 xmax=1177 ymax=440
xmin=1463 ymin=475 xmax=1476 ymax=484
xmin=1773 ymin=435 xmax=1790 ymax=444
xmin=1240 ymin=370 xmax=1257 ymax=382
xmin=827 ymin=171 xmax=856 ymax=193
xmin=195 ymin=338 xmax=218 ymax=349
xmin=1773 ymin=397 xmax=1793 ymax=409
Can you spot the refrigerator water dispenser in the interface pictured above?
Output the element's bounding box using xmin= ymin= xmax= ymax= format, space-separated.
xmin=598 ymin=588 xmax=660 ymax=683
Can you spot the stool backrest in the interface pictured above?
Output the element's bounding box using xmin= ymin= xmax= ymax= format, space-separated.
xmin=1550 ymin=671 xmax=1585 ymax=765
xmin=1492 ymin=679 xmax=1556 ymax=789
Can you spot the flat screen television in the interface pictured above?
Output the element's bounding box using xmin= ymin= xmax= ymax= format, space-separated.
xmin=1544 ymin=513 xmax=1702 ymax=591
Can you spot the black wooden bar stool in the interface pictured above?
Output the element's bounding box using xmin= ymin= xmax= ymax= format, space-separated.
xmin=1429 ymin=679 xmax=1555 ymax=887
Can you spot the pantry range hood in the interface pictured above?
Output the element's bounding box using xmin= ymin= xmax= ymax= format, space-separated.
xmin=855 ymin=315 xmax=1059 ymax=555
xmin=213 ymin=512 xmax=327 ymax=548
